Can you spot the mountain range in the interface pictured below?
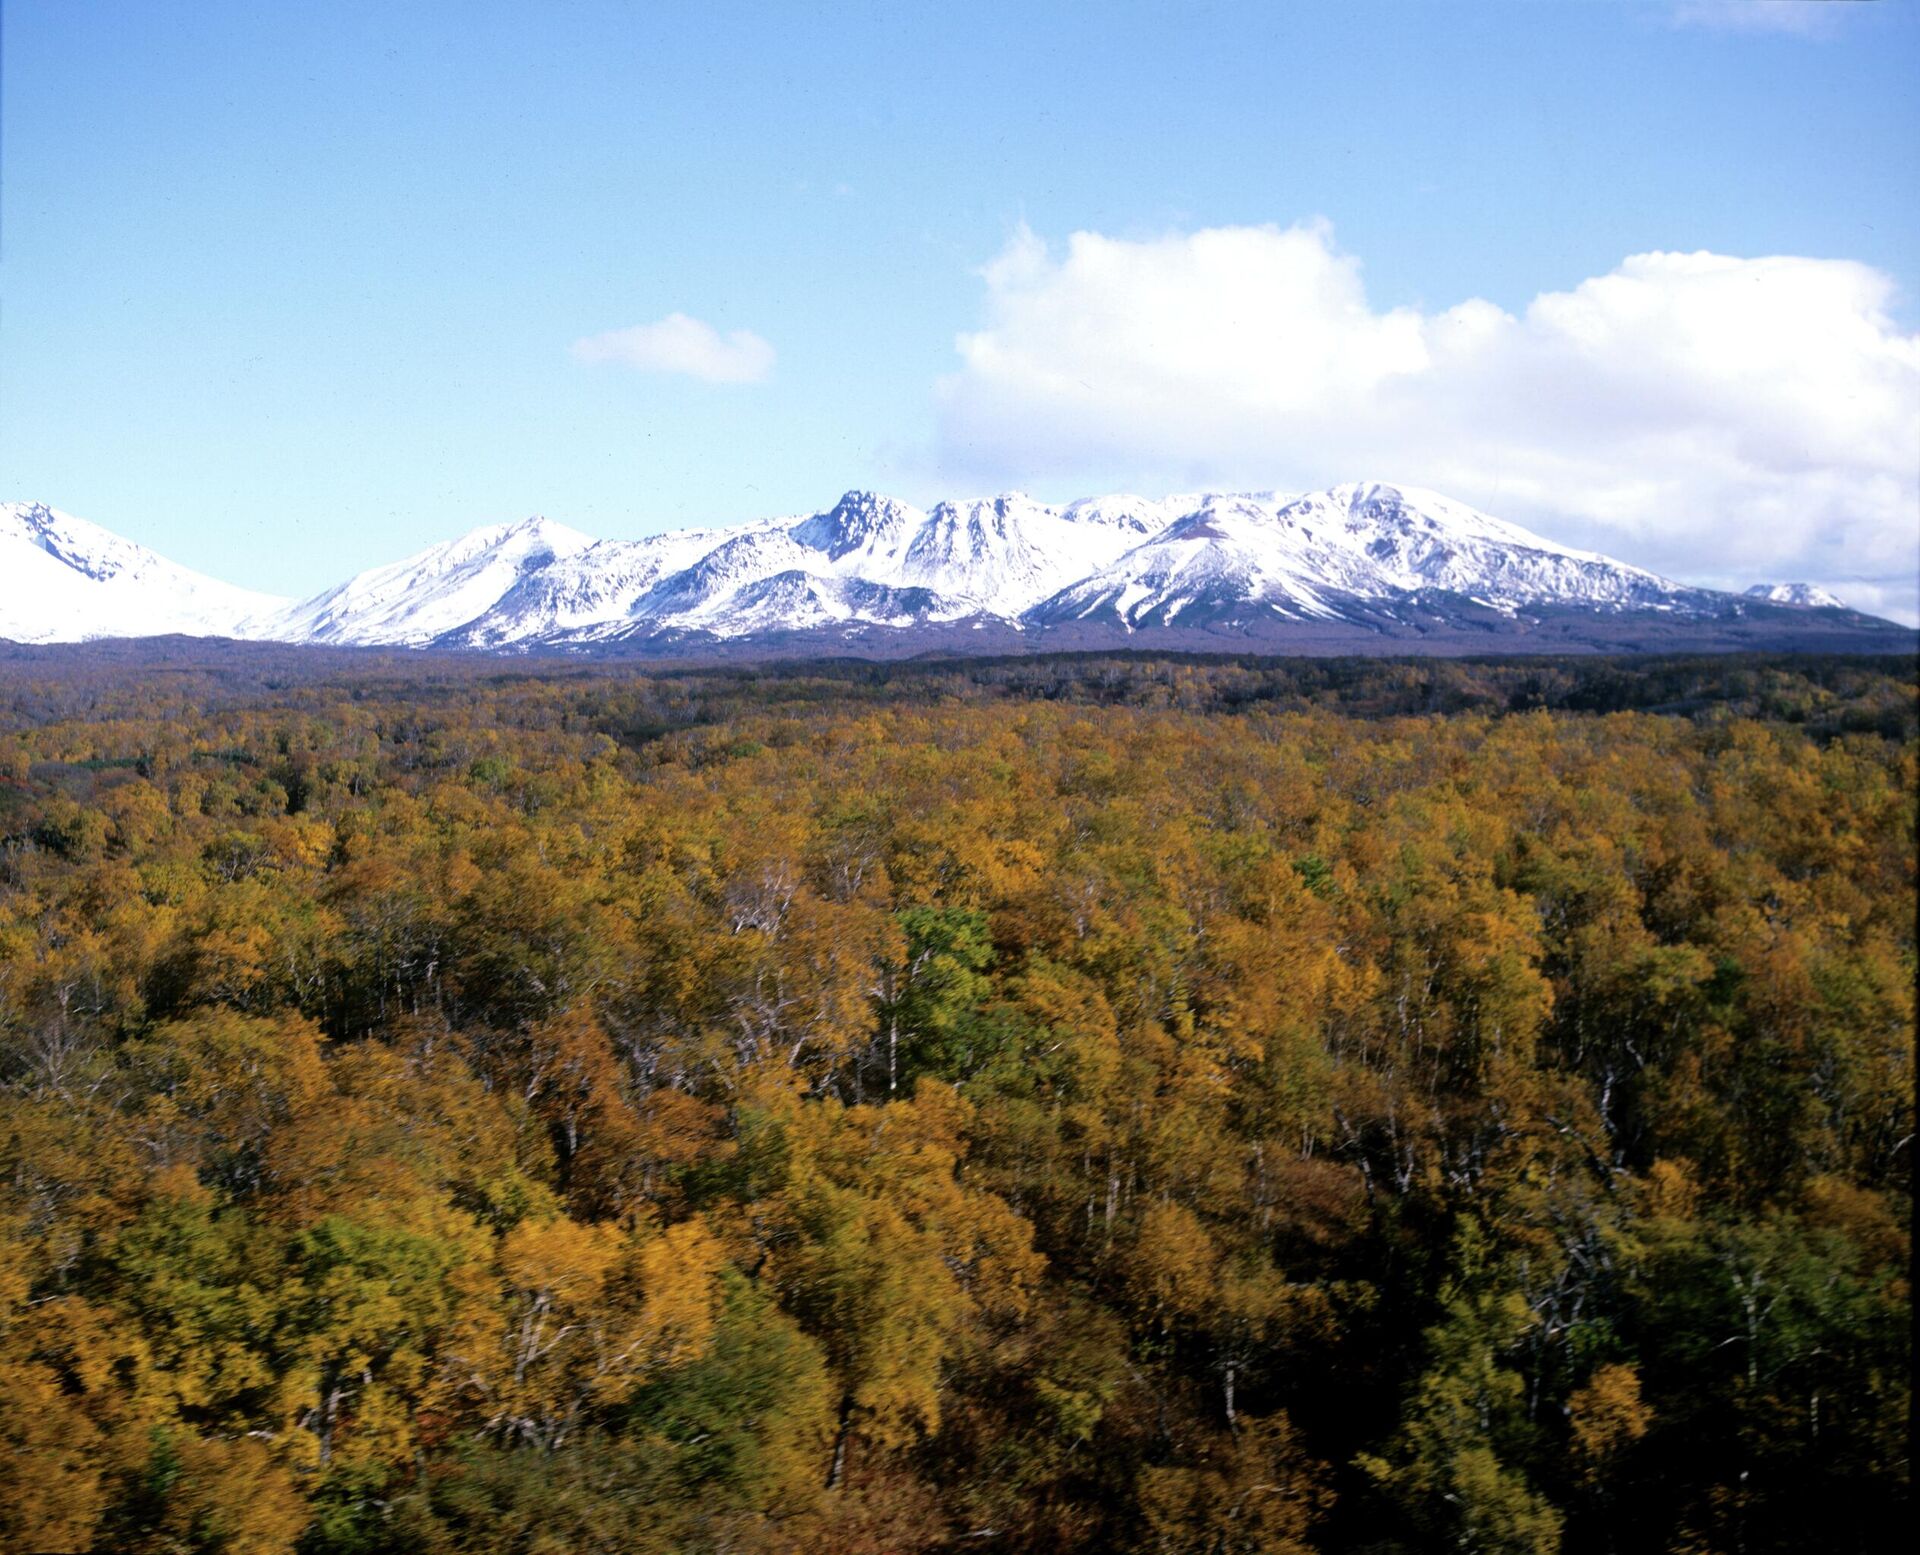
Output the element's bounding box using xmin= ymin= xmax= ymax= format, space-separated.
xmin=3 ymin=486 xmax=1911 ymax=658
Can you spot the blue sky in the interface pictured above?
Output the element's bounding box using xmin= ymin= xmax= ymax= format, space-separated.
xmin=4 ymin=0 xmax=1917 ymax=617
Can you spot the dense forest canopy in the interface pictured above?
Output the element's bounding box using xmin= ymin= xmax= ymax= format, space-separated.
xmin=0 ymin=649 xmax=1911 ymax=1554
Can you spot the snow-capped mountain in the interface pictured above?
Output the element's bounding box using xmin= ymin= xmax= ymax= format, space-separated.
xmin=620 ymin=490 xmax=1183 ymax=639
xmin=888 ymin=493 xmax=1175 ymax=608
xmin=1745 ymin=582 xmax=1848 ymax=610
xmin=2 ymin=486 xmax=1905 ymax=655
xmin=440 ymin=525 xmax=749 ymax=648
xmin=0 ymin=501 xmax=288 ymax=644
xmin=275 ymin=515 xmax=597 ymax=646
xmin=1028 ymin=483 xmax=1699 ymax=630
xmin=290 ymin=489 xmax=1187 ymax=648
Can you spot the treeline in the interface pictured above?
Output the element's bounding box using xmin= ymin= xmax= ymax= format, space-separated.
xmin=0 ymin=653 xmax=1911 ymax=1553
xmin=2 ymin=645 xmax=1913 ymax=742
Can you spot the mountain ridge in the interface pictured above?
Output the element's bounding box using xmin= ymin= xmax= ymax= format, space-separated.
xmin=3 ymin=488 xmax=1911 ymax=655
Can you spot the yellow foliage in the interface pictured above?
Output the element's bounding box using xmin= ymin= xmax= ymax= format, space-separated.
xmin=1567 ymin=1363 xmax=1652 ymax=1479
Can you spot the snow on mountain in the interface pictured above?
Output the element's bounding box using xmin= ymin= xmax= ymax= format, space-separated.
xmin=1744 ymin=582 xmax=1848 ymax=610
xmin=789 ymin=490 xmax=921 ymax=569
xmin=0 ymin=501 xmax=289 ymax=644
xmin=656 ymin=571 xmax=956 ymax=638
xmin=430 ymin=490 xmax=1179 ymax=644
xmin=441 ymin=526 xmax=749 ymax=647
xmin=888 ymin=493 xmax=1156 ymax=612
xmin=1030 ymin=496 xmax=1347 ymax=628
xmin=1028 ymin=483 xmax=1693 ymax=630
xmin=8 ymin=485 xmax=1902 ymax=654
xmin=1060 ymin=493 xmax=1205 ymax=538
xmin=598 ymin=490 xmax=1178 ymax=639
xmin=273 ymin=515 xmax=594 ymax=646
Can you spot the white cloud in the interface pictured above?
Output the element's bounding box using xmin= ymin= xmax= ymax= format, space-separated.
xmin=572 ymin=312 xmax=774 ymax=383
xmin=935 ymin=222 xmax=1920 ymax=622
xmin=1670 ymin=1 xmax=1842 ymax=38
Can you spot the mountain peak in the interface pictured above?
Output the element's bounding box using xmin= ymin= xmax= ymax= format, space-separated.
xmin=474 ymin=514 xmax=595 ymax=551
xmin=1746 ymin=582 xmax=1848 ymax=610
xmin=792 ymin=491 xmax=920 ymax=560
xmin=1324 ymin=480 xmax=1474 ymax=523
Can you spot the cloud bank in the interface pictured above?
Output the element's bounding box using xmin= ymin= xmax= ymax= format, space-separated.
xmin=573 ymin=312 xmax=775 ymax=383
xmin=935 ymin=222 xmax=1920 ymax=621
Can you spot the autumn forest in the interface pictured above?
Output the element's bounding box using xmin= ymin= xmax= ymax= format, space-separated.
xmin=0 ymin=647 xmax=1910 ymax=1555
